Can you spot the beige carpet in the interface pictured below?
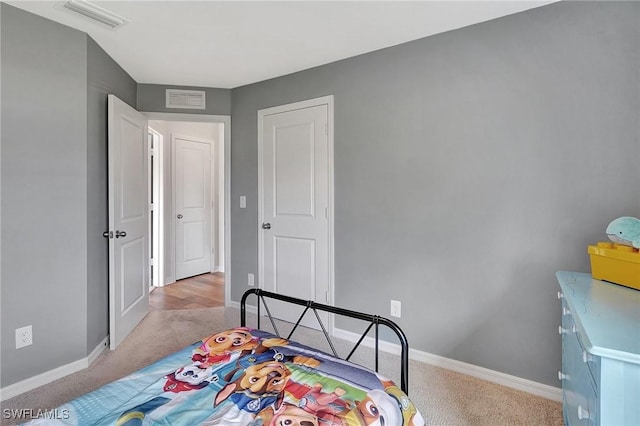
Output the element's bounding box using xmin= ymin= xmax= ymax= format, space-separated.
xmin=0 ymin=307 xmax=563 ymax=425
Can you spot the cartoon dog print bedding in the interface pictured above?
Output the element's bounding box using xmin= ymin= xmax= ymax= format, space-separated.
xmin=25 ymin=327 xmax=425 ymax=425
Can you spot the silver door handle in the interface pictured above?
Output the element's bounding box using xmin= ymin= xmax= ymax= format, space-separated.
xmin=102 ymin=231 xmax=113 ymax=238
xmin=262 ymin=223 xmax=271 ymax=230
xmin=177 ymin=214 xmax=183 ymax=219
xmin=115 ymin=230 xmax=127 ymax=238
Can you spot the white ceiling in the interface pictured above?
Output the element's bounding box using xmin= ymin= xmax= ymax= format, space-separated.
xmin=7 ymin=1 xmax=556 ymax=89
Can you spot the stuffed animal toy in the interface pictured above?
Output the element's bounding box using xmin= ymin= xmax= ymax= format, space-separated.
xmin=606 ymin=217 xmax=640 ymax=248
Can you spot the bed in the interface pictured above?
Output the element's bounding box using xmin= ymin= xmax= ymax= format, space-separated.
xmin=27 ymin=289 xmax=424 ymax=425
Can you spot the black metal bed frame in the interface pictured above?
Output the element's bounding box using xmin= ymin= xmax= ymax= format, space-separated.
xmin=240 ymin=288 xmax=410 ymax=394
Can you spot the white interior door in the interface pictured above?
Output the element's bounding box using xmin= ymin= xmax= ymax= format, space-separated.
xmin=174 ymin=135 xmax=212 ymax=280
xmin=108 ymin=94 xmax=149 ymax=350
xmin=259 ymin=98 xmax=332 ymax=329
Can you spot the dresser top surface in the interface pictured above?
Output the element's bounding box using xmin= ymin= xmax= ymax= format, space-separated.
xmin=557 ymin=271 xmax=640 ymax=364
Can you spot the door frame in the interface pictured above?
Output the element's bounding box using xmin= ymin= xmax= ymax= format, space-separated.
xmin=143 ymin=112 xmax=231 ymax=306
xmin=257 ymin=95 xmax=335 ymax=329
xmin=171 ymin=133 xmax=214 ymax=280
xmin=148 ymin=127 xmax=164 ymax=288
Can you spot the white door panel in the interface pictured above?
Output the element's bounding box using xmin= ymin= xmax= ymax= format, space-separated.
xmin=183 ymin=221 xmax=205 ymax=261
xmin=274 ymin=124 xmax=315 ymax=216
xmin=260 ymin=100 xmax=331 ymax=329
xmin=108 ymin=94 xmax=149 ymax=350
xmin=274 ymin=236 xmax=315 ymax=300
xmin=174 ymin=136 xmax=212 ymax=280
xmin=121 ymin=237 xmax=145 ymax=311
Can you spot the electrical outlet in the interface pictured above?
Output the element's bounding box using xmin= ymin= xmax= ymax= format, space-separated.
xmin=248 ymin=273 xmax=255 ymax=286
xmin=16 ymin=325 xmax=33 ymax=349
xmin=390 ymin=300 xmax=401 ymax=318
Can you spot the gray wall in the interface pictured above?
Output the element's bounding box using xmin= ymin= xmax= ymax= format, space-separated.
xmin=1 ymin=4 xmax=88 ymax=386
xmin=86 ymin=38 xmax=137 ymax=353
xmin=137 ymin=84 xmax=231 ymax=116
xmin=230 ymin=1 xmax=640 ymax=387
xmin=0 ymin=4 xmax=137 ymax=387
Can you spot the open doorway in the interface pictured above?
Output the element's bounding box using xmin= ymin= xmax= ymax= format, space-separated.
xmin=149 ymin=272 xmax=224 ymax=310
xmin=144 ymin=115 xmax=229 ymax=310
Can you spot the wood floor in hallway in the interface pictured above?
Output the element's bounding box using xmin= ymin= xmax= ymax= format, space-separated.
xmin=149 ymin=272 xmax=224 ymax=311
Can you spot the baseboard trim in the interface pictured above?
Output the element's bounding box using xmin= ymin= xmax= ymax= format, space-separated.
xmin=228 ymin=300 xmax=258 ymax=316
xmin=88 ymin=336 xmax=109 ymax=366
xmin=332 ymin=327 xmax=562 ymax=403
xmin=0 ymin=337 xmax=110 ymax=402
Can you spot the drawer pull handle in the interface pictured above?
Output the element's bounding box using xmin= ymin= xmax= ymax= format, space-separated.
xmin=582 ymin=351 xmax=593 ymax=363
xmin=557 ymin=291 xmax=564 ymax=300
xmin=562 ymin=307 xmax=571 ymax=316
xmin=558 ymin=371 xmax=569 ymax=381
xmin=559 ymin=326 xmax=568 ymax=335
xmin=578 ymin=405 xmax=590 ymax=420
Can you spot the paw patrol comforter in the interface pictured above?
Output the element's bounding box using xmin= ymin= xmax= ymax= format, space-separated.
xmin=26 ymin=327 xmax=424 ymax=425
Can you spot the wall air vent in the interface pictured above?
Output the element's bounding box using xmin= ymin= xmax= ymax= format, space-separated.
xmin=59 ymin=1 xmax=129 ymax=30
xmin=165 ymin=89 xmax=207 ymax=110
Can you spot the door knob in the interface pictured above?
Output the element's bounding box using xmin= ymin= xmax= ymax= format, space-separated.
xmin=262 ymin=223 xmax=271 ymax=230
xmin=103 ymin=231 xmax=113 ymax=238
xmin=115 ymin=230 xmax=127 ymax=238
xmin=177 ymin=214 xmax=183 ymax=219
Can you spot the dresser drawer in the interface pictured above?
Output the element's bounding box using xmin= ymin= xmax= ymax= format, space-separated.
xmin=561 ymin=303 xmax=600 ymax=392
xmin=575 ymin=330 xmax=600 ymax=393
xmin=557 ymin=272 xmax=640 ymax=426
xmin=564 ymin=379 xmax=598 ymax=426
xmin=560 ymin=302 xmax=599 ymax=425
xmin=562 ymin=331 xmax=599 ymax=425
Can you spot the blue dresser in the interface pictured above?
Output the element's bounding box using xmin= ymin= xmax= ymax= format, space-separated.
xmin=556 ymin=271 xmax=640 ymax=425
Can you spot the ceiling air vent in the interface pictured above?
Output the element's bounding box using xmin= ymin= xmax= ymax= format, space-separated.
xmin=59 ymin=1 xmax=129 ymax=30
xmin=165 ymin=89 xmax=206 ymax=110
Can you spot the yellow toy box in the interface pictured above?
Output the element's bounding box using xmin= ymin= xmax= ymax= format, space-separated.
xmin=588 ymin=242 xmax=640 ymax=291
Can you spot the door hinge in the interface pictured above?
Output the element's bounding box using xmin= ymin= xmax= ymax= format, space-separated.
xmin=325 ymin=291 xmax=329 ymax=303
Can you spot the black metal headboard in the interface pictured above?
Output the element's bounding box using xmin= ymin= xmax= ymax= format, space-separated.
xmin=240 ymin=288 xmax=410 ymax=394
